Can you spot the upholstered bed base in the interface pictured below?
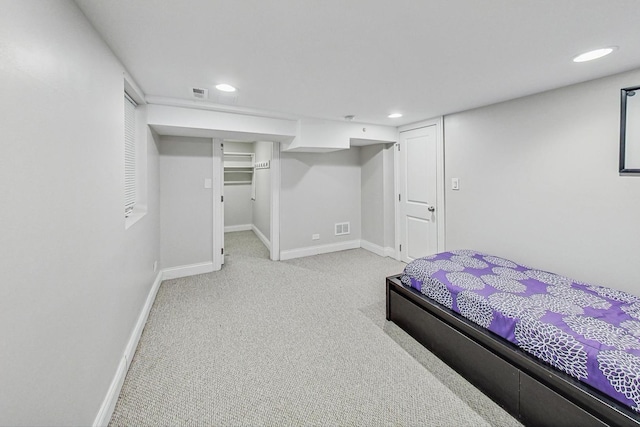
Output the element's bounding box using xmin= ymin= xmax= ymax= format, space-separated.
xmin=386 ymin=275 xmax=640 ymax=427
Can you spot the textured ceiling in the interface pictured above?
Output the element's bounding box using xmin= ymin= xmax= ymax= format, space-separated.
xmin=76 ymin=0 xmax=640 ymax=125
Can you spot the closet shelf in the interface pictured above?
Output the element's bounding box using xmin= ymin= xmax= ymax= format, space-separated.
xmin=224 ymin=151 xmax=252 ymax=156
xmin=224 ymin=152 xmax=254 ymax=170
xmin=223 ymin=151 xmax=255 ymax=197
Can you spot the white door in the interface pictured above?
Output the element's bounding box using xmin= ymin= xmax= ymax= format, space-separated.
xmin=398 ymin=125 xmax=439 ymax=263
xmin=213 ymin=139 xmax=224 ymax=270
xmin=220 ymin=142 xmax=225 ymax=265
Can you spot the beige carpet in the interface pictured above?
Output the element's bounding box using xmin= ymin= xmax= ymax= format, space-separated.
xmin=109 ymin=231 xmax=520 ymax=426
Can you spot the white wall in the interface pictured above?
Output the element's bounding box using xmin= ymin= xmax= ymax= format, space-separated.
xmin=359 ymin=144 xmax=396 ymax=256
xmin=224 ymin=141 xmax=253 ymax=229
xmin=159 ymin=136 xmax=213 ymax=268
xmin=285 ymin=118 xmax=397 ymax=152
xmin=383 ymin=143 xmax=396 ymax=251
xmin=360 ymin=145 xmax=385 ymax=248
xmin=146 ymin=103 xmax=298 ymax=141
xmin=0 ymin=1 xmax=160 ymax=425
xmin=252 ymin=141 xmax=272 ymax=241
xmin=444 ymin=68 xmax=640 ymax=295
xmin=280 ymin=149 xmax=361 ymax=251
xmin=224 ymin=186 xmax=253 ymax=227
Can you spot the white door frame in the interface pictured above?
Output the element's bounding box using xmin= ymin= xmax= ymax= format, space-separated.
xmin=394 ymin=116 xmax=446 ymax=261
xmin=270 ymin=142 xmax=281 ymax=261
xmin=213 ymin=139 xmax=224 ymax=270
xmin=213 ymin=138 xmax=281 ymax=269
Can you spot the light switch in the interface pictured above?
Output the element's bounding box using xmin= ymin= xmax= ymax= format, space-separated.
xmin=452 ymin=178 xmax=460 ymax=190
xmin=204 ymin=178 xmax=212 ymax=189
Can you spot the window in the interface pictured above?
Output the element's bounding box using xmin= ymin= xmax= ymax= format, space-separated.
xmin=124 ymin=92 xmax=137 ymax=217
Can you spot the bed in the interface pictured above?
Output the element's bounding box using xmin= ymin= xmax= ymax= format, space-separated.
xmin=386 ymin=250 xmax=640 ymax=426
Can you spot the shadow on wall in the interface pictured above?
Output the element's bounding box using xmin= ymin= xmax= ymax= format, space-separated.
xmin=281 ymin=148 xmax=363 ymax=190
xmin=158 ymin=136 xmax=213 ymax=157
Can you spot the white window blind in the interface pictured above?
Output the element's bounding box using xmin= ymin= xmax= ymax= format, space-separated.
xmin=124 ymin=93 xmax=136 ymax=217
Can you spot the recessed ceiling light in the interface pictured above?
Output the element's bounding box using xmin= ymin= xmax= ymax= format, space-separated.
xmin=215 ymin=83 xmax=237 ymax=92
xmin=573 ymin=47 xmax=616 ymax=63
xmin=388 ymin=113 xmax=403 ymax=118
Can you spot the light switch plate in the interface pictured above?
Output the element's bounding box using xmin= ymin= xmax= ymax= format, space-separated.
xmin=204 ymin=178 xmax=212 ymax=189
xmin=452 ymin=178 xmax=460 ymax=190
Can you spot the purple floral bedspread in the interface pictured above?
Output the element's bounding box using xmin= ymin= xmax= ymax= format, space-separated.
xmin=401 ymin=250 xmax=640 ymax=412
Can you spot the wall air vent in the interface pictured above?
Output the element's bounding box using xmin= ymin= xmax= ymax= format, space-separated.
xmin=335 ymin=222 xmax=350 ymax=236
xmin=191 ymin=87 xmax=209 ymax=100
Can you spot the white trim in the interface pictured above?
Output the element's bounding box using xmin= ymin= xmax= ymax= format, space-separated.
xmin=123 ymin=71 xmax=146 ymax=105
xmin=93 ymin=356 xmax=127 ymax=427
xmin=225 ymin=224 xmax=252 ymax=233
xmin=280 ymin=240 xmax=361 ymax=261
xmin=123 ymin=272 xmax=162 ymax=367
xmin=93 ymin=271 xmax=162 ymax=427
xmin=252 ymin=225 xmax=271 ymax=250
xmin=360 ymin=240 xmax=386 ymax=257
xmin=145 ymin=96 xmax=300 ymax=121
xmin=124 ymin=209 xmax=145 ymax=230
xmin=270 ymin=143 xmax=281 ymax=261
xmin=393 ymin=136 xmax=400 ymax=261
xmin=213 ymin=140 xmax=224 ymax=270
xmin=161 ymin=262 xmax=214 ymax=280
xmin=434 ymin=116 xmax=446 ymax=252
xmin=398 ymin=118 xmax=442 ymax=133
xmin=385 ymin=246 xmax=396 ymax=258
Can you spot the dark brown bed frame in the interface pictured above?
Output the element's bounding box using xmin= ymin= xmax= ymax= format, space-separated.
xmin=386 ymin=274 xmax=640 ymax=427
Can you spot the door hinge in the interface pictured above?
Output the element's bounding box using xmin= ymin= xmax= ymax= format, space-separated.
xmin=221 ymin=195 xmax=224 ymax=202
xmin=398 ymin=194 xmax=401 ymax=202
xmin=221 ymin=248 xmax=224 ymax=255
xmin=399 ymin=244 xmax=402 ymax=252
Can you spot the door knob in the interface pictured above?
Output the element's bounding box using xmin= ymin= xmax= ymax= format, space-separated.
xmin=428 ymin=206 xmax=435 ymax=212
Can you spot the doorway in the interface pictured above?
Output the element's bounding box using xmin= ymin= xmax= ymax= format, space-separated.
xmin=213 ymin=137 xmax=280 ymax=272
xmin=396 ymin=118 xmax=445 ymax=263
xmin=222 ymin=140 xmax=273 ymax=262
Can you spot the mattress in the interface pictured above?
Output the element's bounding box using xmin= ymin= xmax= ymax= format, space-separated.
xmin=401 ymin=250 xmax=640 ymax=412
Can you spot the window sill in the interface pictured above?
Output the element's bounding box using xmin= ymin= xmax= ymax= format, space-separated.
xmin=125 ymin=205 xmax=147 ymax=230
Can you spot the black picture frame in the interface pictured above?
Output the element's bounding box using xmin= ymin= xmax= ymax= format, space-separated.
xmin=620 ymin=85 xmax=640 ymax=174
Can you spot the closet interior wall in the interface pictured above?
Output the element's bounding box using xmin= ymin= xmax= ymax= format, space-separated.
xmin=224 ymin=141 xmax=272 ymax=249
xmin=224 ymin=141 xmax=254 ymax=230
xmin=252 ymin=141 xmax=272 ymax=245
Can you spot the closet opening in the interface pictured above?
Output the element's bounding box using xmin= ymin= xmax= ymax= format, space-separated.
xmin=222 ymin=140 xmax=275 ymax=263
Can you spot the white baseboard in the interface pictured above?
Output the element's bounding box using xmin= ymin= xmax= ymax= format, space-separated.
xmin=360 ymin=240 xmax=398 ymax=259
xmin=251 ymin=225 xmax=271 ymax=250
xmin=224 ymin=224 xmax=252 ymax=233
xmin=280 ymin=240 xmax=361 ymax=261
xmin=384 ymin=246 xmax=397 ymax=259
xmin=93 ymin=356 xmax=127 ymax=427
xmin=360 ymin=240 xmax=386 ymax=257
xmin=161 ymin=261 xmax=215 ymax=280
xmin=93 ymin=271 xmax=163 ymax=427
xmin=124 ymin=272 xmax=163 ymax=368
